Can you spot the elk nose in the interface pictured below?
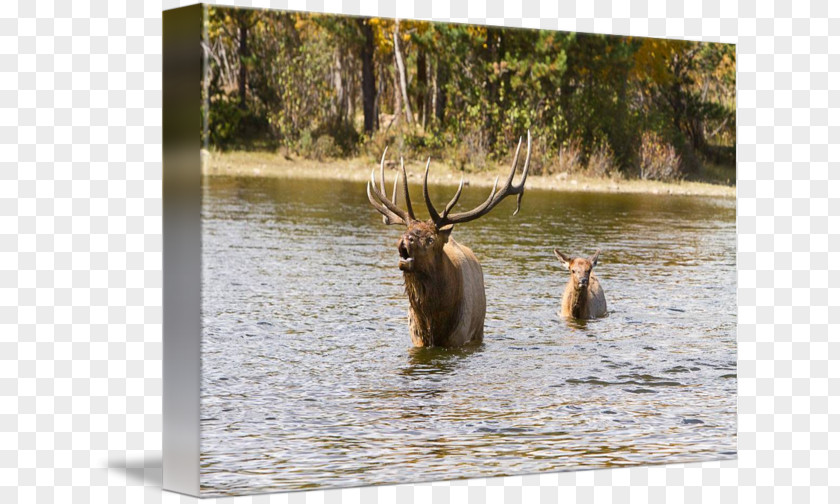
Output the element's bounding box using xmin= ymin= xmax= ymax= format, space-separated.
xmin=398 ymin=239 xmax=410 ymax=259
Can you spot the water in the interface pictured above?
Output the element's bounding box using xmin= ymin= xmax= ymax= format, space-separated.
xmin=199 ymin=174 xmax=737 ymax=496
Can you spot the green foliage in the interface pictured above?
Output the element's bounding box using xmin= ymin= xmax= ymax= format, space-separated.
xmin=266 ymin=40 xmax=334 ymax=150
xmin=204 ymin=7 xmax=735 ymax=180
xmin=207 ymin=95 xmax=273 ymax=149
xmin=207 ymin=96 xmax=243 ymax=148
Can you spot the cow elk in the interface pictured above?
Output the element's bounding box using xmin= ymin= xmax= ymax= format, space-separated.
xmin=554 ymin=249 xmax=607 ymax=319
xmin=367 ymin=132 xmax=532 ymax=347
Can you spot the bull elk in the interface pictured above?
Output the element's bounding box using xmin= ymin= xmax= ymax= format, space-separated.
xmin=554 ymin=249 xmax=607 ymax=319
xmin=367 ymin=132 xmax=532 ymax=347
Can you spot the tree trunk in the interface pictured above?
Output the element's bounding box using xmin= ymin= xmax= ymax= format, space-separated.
xmin=416 ymin=49 xmax=427 ymax=129
xmin=332 ymin=49 xmax=345 ymax=124
xmin=357 ymin=18 xmax=377 ymax=134
xmin=392 ymin=56 xmax=402 ymax=125
xmin=393 ymin=21 xmax=413 ymax=125
xmin=237 ymin=17 xmax=249 ymax=109
xmin=376 ymin=64 xmax=384 ymax=129
xmin=435 ymin=57 xmax=447 ymax=125
xmin=484 ymin=28 xmax=501 ymax=150
xmin=430 ymin=60 xmax=437 ymax=126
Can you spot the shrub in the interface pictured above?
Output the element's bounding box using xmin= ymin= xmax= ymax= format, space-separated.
xmin=525 ymin=139 xmax=549 ymax=176
xmin=297 ymin=129 xmax=313 ymax=157
xmin=556 ymin=137 xmax=584 ymax=174
xmin=296 ymin=130 xmax=339 ymax=161
xmin=638 ymin=131 xmax=683 ymax=181
xmin=208 ymin=98 xmax=243 ymax=149
xmin=586 ymin=142 xmax=618 ymax=178
xmin=452 ymin=130 xmax=488 ymax=172
xmin=328 ymin=121 xmax=360 ymax=157
xmin=312 ymin=135 xmax=338 ymax=161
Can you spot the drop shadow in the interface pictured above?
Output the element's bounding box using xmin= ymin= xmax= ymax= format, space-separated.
xmin=107 ymin=453 xmax=163 ymax=488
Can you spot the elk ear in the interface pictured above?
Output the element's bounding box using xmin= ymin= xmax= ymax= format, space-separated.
xmin=438 ymin=224 xmax=454 ymax=243
xmin=554 ymin=249 xmax=571 ymax=269
xmin=589 ymin=249 xmax=601 ymax=268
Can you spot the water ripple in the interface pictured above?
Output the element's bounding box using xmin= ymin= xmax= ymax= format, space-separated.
xmin=199 ymin=176 xmax=736 ymax=496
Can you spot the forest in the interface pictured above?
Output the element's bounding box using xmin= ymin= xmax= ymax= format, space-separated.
xmin=202 ymin=7 xmax=736 ymax=182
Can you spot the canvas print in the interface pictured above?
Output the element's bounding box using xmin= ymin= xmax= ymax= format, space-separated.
xmin=194 ymin=5 xmax=736 ymax=496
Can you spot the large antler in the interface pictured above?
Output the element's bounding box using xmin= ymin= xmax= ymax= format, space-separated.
xmin=366 ymin=147 xmax=416 ymax=226
xmin=425 ymin=130 xmax=531 ymax=229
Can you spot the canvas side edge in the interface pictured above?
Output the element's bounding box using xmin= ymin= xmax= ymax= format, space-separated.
xmin=162 ymin=3 xmax=204 ymax=497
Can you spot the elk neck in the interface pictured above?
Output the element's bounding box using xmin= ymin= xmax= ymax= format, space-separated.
xmin=402 ymin=250 xmax=463 ymax=345
xmin=566 ymin=279 xmax=589 ymax=319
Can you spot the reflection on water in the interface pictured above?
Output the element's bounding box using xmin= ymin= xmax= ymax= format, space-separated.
xmin=200 ymin=174 xmax=736 ymax=496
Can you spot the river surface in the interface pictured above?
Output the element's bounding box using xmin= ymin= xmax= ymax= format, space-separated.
xmin=199 ymin=174 xmax=736 ymax=496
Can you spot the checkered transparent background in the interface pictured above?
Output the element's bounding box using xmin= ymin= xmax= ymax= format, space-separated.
xmin=1 ymin=0 xmax=836 ymax=502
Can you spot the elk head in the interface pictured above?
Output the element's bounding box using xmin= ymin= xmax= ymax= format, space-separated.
xmin=554 ymin=249 xmax=601 ymax=290
xmin=367 ymin=132 xmax=532 ymax=275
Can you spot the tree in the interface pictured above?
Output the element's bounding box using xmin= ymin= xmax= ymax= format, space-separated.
xmin=232 ymin=10 xmax=257 ymax=109
xmin=356 ymin=17 xmax=377 ymax=134
xmin=393 ymin=20 xmax=413 ymax=125
xmin=203 ymin=7 xmax=735 ymax=180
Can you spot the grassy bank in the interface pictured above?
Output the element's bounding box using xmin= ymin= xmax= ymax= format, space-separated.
xmin=203 ymin=150 xmax=736 ymax=198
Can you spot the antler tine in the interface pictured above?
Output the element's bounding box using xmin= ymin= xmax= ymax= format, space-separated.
xmin=376 ymin=146 xmax=397 ymax=225
xmin=400 ymin=157 xmax=415 ymax=220
xmin=511 ymin=129 xmax=532 ymax=215
xmin=367 ymin=148 xmax=414 ymax=226
xmin=367 ymin=177 xmax=404 ymax=225
xmin=440 ymin=176 xmax=465 ymax=221
xmin=504 ymin=135 xmax=524 ymax=188
xmin=447 ymin=175 xmax=499 ymax=224
xmin=391 ymin=171 xmax=399 ymax=204
xmin=379 ymin=146 xmax=388 ymax=195
xmin=384 ymin=171 xmax=400 ymax=224
xmin=422 ymin=157 xmax=442 ymax=224
xmin=434 ymin=131 xmax=531 ymax=228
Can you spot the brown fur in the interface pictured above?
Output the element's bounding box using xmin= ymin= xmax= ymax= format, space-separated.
xmin=368 ymin=135 xmax=531 ymax=346
xmin=398 ymin=221 xmax=485 ymax=347
xmin=555 ymin=249 xmax=607 ymax=319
